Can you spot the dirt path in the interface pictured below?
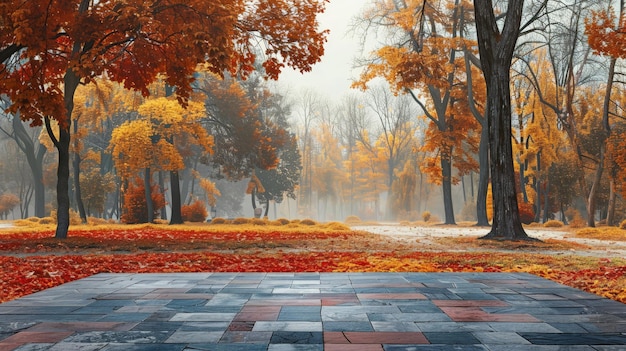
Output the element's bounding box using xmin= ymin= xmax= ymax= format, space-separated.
xmin=352 ymin=224 xmax=626 ymax=258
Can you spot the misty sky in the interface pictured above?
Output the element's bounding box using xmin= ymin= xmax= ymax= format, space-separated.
xmin=278 ymin=1 xmax=368 ymax=101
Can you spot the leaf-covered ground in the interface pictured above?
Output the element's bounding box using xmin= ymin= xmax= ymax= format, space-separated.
xmin=1 ymin=223 xmax=625 ymax=304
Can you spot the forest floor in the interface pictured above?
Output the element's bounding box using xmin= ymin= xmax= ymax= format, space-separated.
xmin=0 ymin=220 xmax=625 ymax=304
xmin=353 ymin=223 xmax=626 ymax=258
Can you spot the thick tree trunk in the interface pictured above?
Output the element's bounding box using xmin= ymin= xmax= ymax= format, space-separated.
xmin=474 ymin=0 xmax=531 ymax=240
xmin=476 ymin=125 xmax=490 ymax=226
xmin=169 ymin=170 xmax=183 ymax=224
xmin=55 ymin=126 xmax=71 ymax=238
xmin=441 ymin=156 xmax=456 ymax=224
xmin=480 ymin=66 xmax=529 ymax=240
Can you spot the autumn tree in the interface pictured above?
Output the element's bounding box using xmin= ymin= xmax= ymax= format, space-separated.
xmin=516 ymin=0 xmax=608 ymax=227
xmin=474 ymin=0 xmax=535 ymax=239
xmin=0 ymin=97 xmax=47 ymax=217
xmin=0 ymin=0 xmax=328 ymax=238
xmin=355 ymin=0 xmax=480 ymax=225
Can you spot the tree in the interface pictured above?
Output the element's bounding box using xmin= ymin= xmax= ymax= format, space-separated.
xmin=474 ymin=0 xmax=533 ymax=239
xmin=355 ymin=0 xmax=480 ymax=225
xmin=0 ymin=97 xmax=47 ymax=217
xmin=0 ymin=0 xmax=328 ymax=238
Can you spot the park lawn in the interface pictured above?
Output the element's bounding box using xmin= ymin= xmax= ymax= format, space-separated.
xmin=0 ymin=222 xmax=625 ymax=304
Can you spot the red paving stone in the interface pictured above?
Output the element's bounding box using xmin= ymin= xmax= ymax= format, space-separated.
xmin=325 ymin=344 xmax=385 ymax=350
xmin=329 ymin=331 xmax=429 ymax=344
xmin=439 ymin=306 xmax=540 ymax=322
xmin=1 ymin=331 xmax=74 ymax=344
xmin=432 ymin=299 xmax=509 ymax=307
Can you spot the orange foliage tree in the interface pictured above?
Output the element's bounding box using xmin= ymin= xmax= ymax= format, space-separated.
xmin=0 ymin=0 xmax=328 ymax=238
xmin=121 ymin=177 xmax=165 ymax=224
xmin=355 ymin=0 xmax=480 ymax=224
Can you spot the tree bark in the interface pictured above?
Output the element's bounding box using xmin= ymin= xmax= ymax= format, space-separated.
xmin=441 ymin=156 xmax=456 ymax=224
xmin=144 ymin=167 xmax=154 ymax=223
xmin=476 ymin=125 xmax=490 ymax=226
xmin=474 ymin=0 xmax=532 ymax=240
xmin=73 ymin=119 xmax=88 ymax=223
xmin=586 ymin=145 xmax=604 ymax=227
xmin=169 ymin=170 xmax=183 ymax=224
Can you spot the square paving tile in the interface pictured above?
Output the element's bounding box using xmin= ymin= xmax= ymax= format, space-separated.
xmin=0 ymin=272 xmax=624 ymax=350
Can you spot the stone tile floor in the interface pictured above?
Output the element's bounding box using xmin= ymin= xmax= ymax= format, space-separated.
xmin=0 ymin=272 xmax=624 ymax=350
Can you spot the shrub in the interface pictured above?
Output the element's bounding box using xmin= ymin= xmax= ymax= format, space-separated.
xmin=121 ymin=177 xmax=165 ymax=224
xmin=39 ymin=217 xmax=55 ymax=224
xmin=209 ymin=217 xmax=228 ymax=224
xmin=544 ymin=220 xmax=564 ymax=228
xmin=232 ymin=217 xmax=250 ymax=225
xmin=275 ymin=218 xmax=290 ymax=225
xmin=299 ymin=218 xmax=316 ymax=226
xmin=518 ymin=202 xmax=535 ymax=224
xmin=344 ymin=215 xmax=361 ymax=224
xmin=251 ymin=218 xmax=268 ymax=225
xmin=322 ymin=222 xmax=351 ymax=231
xmin=620 ymin=219 xmax=626 ymax=230
xmin=422 ymin=211 xmax=431 ymax=222
xmin=181 ymin=200 xmax=208 ymax=222
xmin=50 ymin=209 xmax=82 ymax=225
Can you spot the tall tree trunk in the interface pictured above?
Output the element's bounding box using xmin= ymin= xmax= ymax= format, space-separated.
xmin=607 ymin=173 xmax=616 ymax=226
xmin=159 ymin=171 xmax=167 ymax=220
xmin=586 ymin=145 xmax=604 ymax=227
xmin=73 ymin=119 xmax=88 ymax=223
xmin=441 ymin=156 xmax=456 ymax=224
xmin=474 ymin=0 xmax=531 ymax=240
xmin=542 ymin=177 xmax=550 ymax=223
xmin=169 ymin=170 xmax=183 ymax=224
xmin=476 ymin=126 xmax=490 ymax=226
xmin=144 ymin=167 xmax=154 ymax=223
xmin=53 ymin=0 xmax=90 ymax=239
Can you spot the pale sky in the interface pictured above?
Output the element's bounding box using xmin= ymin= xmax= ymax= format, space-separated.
xmin=277 ymin=1 xmax=368 ymax=101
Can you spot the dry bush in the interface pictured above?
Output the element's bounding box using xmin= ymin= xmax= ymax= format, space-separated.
xmin=620 ymin=219 xmax=626 ymax=230
xmin=231 ymin=217 xmax=250 ymax=225
xmin=344 ymin=215 xmax=361 ymax=224
xmin=39 ymin=217 xmax=55 ymax=224
xmin=299 ymin=218 xmax=317 ymax=226
xmin=275 ymin=218 xmax=290 ymax=225
xmin=569 ymin=217 xmax=586 ymax=229
xmin=422 ymin=211 xmax=431 ymax=222
xmin=543 ymin=220 xmax=564 ymax=228
xmin=27 ymin=217 xmax=40 ymax=222
xmin=181 ymin=200 xmax=208 ymax=222
xmin=251 ymin=218 xmax=268 ymax=225
xmin=527 ymin=222 xmax=542 ymax=227
xmin=576 ymin=227 xmax=626 ymax=241
xmin=87 ymin=217 xmax=109 ymax=225
xmin=290 ymin=219 xmax=301 ymax=224
xmin=209 ymin=217 xmax=228 ymax=224
xmin=321 ymin=222 xmax=350 ymax=231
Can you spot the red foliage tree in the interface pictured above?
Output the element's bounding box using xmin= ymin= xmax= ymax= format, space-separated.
xmin=181 ymin=200 xmax=209 ymax=223
xmin=121 ymin=177 xmax=165 ymax=224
